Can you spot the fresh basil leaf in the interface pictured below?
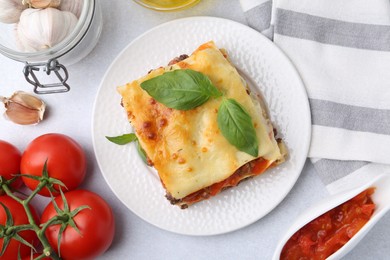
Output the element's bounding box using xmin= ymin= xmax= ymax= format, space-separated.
xmin=136 ymin=140 xmax=151 ymax=166
xmin=140 ymin=69 xmax=222 ymax=110
xmin=106 ymin=134 xmax=137 ymax=145
xmin=106 ymin=134 xmax=151 ymax=166
xmin=217 ymin=98 xmax=259 ymax=157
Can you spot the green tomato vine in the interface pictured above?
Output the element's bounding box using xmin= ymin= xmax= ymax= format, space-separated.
xmin=0 ymin=162 xmax=89 ymax=260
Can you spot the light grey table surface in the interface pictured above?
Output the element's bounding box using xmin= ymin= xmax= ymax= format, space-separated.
xmin=0 ymin=1 xmax=389 ymax=259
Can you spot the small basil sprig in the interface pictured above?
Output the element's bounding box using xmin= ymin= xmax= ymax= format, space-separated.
xmin=106 ymin=134 xmax=150 ymax=165
xmin=106 ymin=133 xmax=137 ymax=145
xmin=217 ymin=98 xmax=259 ymax=157
xmin=140 ymin=69 xmax=222 ymax=110
xmin=135 ymin=141 xmax=149 ymax=165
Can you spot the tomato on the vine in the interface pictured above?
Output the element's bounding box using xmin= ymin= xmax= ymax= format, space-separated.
xmin=22 ymin=253 xmax=51 ymax=260
xmin=40 ymin=190 xmax=115 ymax=260
xmin=20 ymin=133 xmax=87 ymax=196
xmin=0 ymin=196 xmax=39 ymax=259
xmin=0 ymin=140 xmax=23 ymax=191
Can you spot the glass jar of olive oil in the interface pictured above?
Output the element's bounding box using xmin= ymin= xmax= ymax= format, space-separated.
xmin=133 ymin=0 xmax=200 ymax=11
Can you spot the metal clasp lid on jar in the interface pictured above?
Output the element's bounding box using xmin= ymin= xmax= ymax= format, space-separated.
xmin=23 ymin=59 xmax=70 ymax=94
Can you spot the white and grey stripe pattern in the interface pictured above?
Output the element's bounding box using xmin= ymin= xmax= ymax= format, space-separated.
xmin=310 ymin=99 xmax=390 ymax=136
xmin=313 ymin=159 xmax=368 ymax=186
xmin=245 ymin=1 xmax=272 ymax=32
xmin=241 ymin=0 xmax=390 ymax=193
xmin=240 ymin=0 xmax=274 ymax=39
xmin=275 ymin=8 xmax=390 ymax=51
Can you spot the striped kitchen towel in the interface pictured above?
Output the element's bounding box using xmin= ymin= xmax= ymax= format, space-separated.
xmin=240 ymin=0 xmax=390 ymax=194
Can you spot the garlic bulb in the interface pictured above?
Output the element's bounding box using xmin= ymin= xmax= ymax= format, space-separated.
xmin=16 ymin=8 xmax=78 ymax=52
xmin=59 ymin=0 xmax=83 ymax=18
xmin=0 ymin=0 xmax=27 ymax=24
xmin=1 ymin=91 xmax=46 ymax=125
xmin=23 ymin=0 xmax=61 ymax=9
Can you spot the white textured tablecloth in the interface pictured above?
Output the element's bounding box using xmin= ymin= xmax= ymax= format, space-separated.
xmin=0 ymin=1 xmax=388 ymax=259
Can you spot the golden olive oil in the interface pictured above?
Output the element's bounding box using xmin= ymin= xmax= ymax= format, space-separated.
xmin=135 ymin=0 xmax=200 ymax=11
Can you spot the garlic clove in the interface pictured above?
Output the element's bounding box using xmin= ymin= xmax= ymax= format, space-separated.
xmin=16 ymin=8 xmax=78 ymax=52
xmin=24 ymin=0 xmax=61 ymax=9
xmin=9 ymin=91 xmax=45 ymax=110
xmin=1 ymin=91 xmax=46 ymax=125
xmin=59 ymin=0 xmax=83 ymax=18
xmin=14 ymin=22 xmax=32 ymax=52
xmin=0 ymin=0 xmax=27 ymax=24
xmin=4 ymin=101 xmax=43 ymax=125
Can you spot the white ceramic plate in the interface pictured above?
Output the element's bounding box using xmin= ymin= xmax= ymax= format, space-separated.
xmin=92 ymin=17 xmax=311 ymax=236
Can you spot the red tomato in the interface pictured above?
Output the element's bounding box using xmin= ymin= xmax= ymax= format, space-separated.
xmin=22 ymin=253 xmax=51 ymax=260
xmin=0 ymin=140 xmax=23 ymax=191
xmin=40 ymin=190 xmax=115 ymax=260
xmin=20 ymin=134 xmax=87 ymax=196
xmin=0 ymin=196 xmax=39 ymax=259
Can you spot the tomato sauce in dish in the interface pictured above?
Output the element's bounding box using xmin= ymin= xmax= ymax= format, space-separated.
xmin=280 ymin=188 xmax=376 ymax=260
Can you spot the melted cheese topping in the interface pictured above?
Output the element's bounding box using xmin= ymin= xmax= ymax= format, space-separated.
xmin=118 ymin=41 xmax=283 ymax=199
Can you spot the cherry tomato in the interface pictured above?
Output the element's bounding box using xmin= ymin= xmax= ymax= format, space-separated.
xmin=20 ymin=134 xmax=87 ymax=197
xmin=0 ymin=140 xmax=23 ymax=191
xmin=0 ymin=196 xmax=39 ymax=259
xmin=40 ymin=190 xmax=115 ymax=260
xmin=22 ymin=253 xmax=51 ymax=260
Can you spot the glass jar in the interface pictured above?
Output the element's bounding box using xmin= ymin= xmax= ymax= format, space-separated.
xmin=0 ymin=0 xmax=103 ymax=94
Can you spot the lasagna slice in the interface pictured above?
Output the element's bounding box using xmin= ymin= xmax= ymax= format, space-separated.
xmin=118 ymin=41 xmax=287 ymax=209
